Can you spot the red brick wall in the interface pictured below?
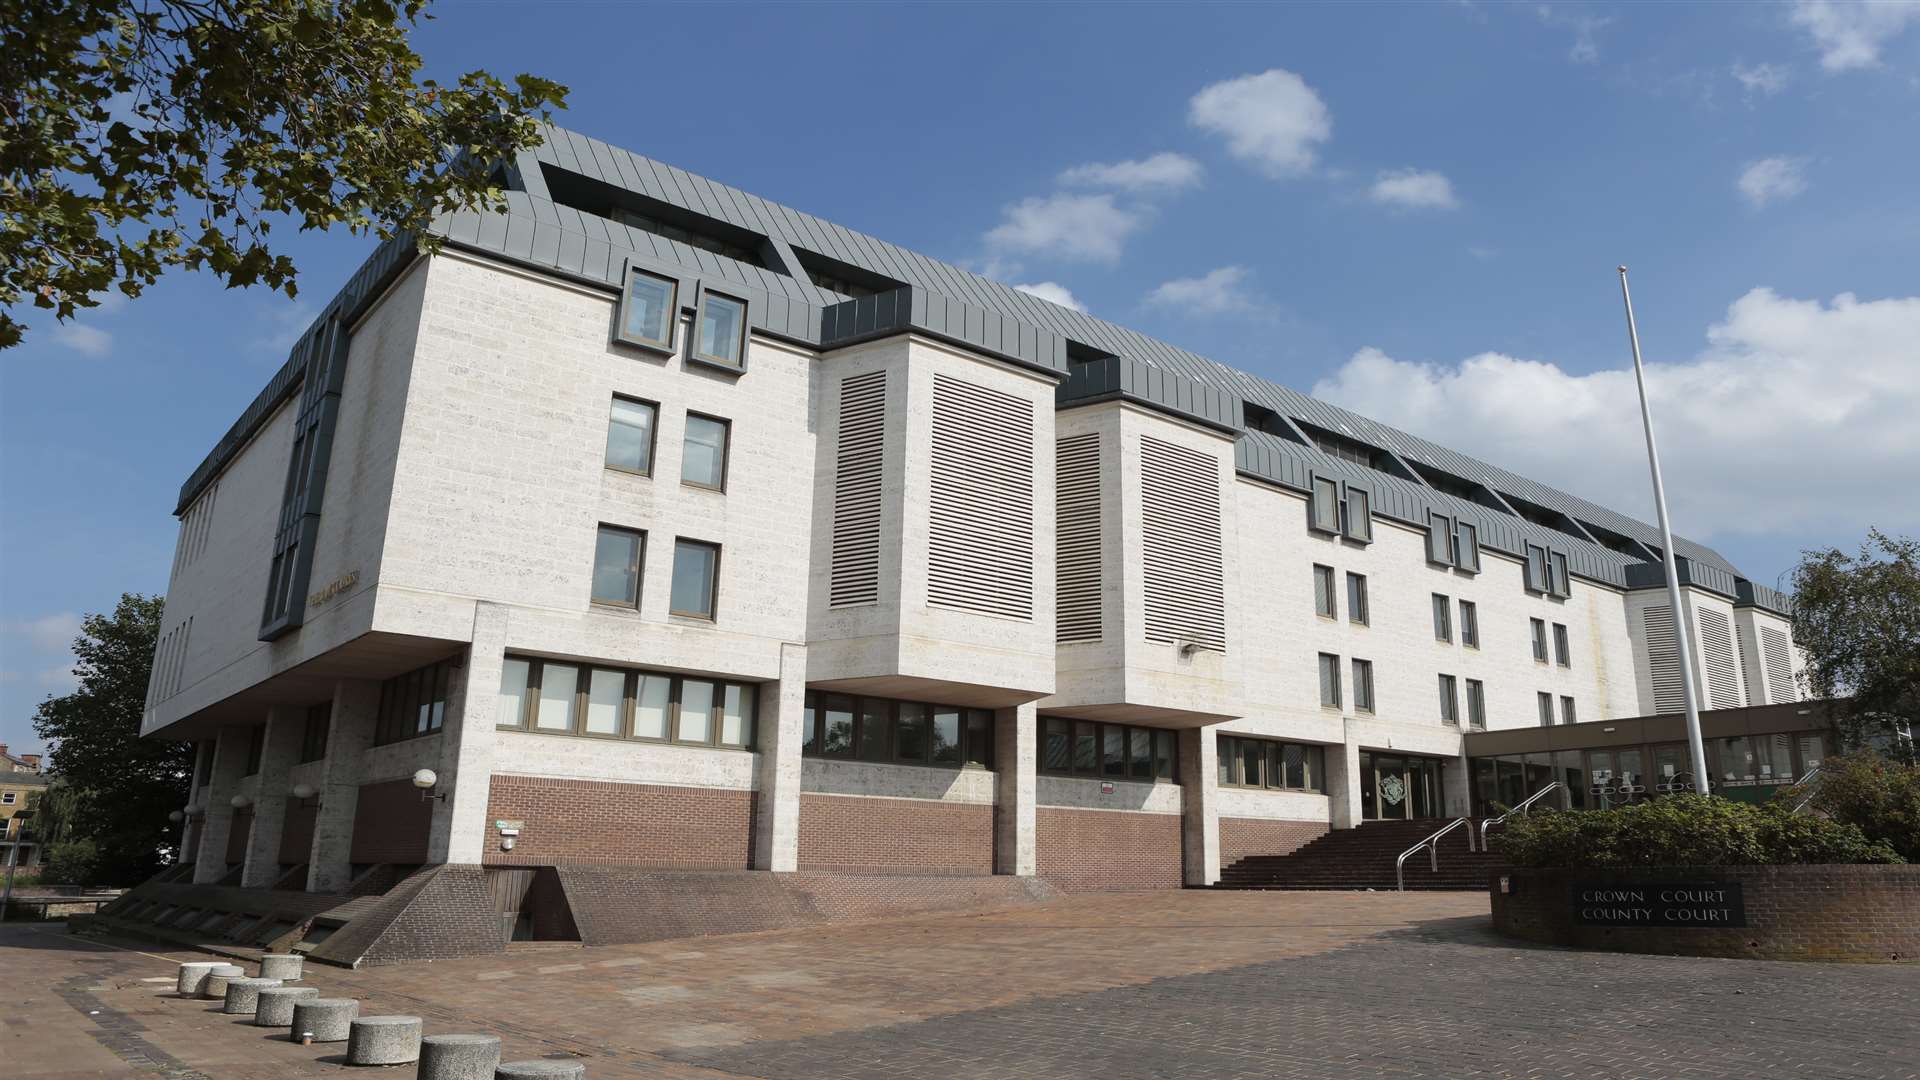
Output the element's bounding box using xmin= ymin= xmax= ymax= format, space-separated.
xmin=797 ymin=793 xmax=994 ymax=875
xmin=350 ymin=779 xmax=433 ymax=865
xmin=1219 ymin=817 xmax=1327 ymax=868
xmin=1036 ymin=807 xmax=1183 ymax=890
xmin=483 ymin=775 xmax=755 ymax=869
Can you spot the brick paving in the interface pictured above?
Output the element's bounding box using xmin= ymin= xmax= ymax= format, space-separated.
xmin=5 ymin=889 xmax=1917 ymax=1078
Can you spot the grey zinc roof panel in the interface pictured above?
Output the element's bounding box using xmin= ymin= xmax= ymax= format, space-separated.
xmin=530 ymin=221 xmax=562 ymax=267
xmin=555 ymin=228 xmax=586 ymax=277
xmin=565 ymin=130 xmax=605 ymax=182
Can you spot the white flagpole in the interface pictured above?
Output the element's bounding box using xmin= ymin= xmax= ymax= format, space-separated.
xmin=1618 ymin=266 xmax=1710 ymax=792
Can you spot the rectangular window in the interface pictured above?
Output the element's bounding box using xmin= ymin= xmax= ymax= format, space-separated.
xmin=1342 ymin=485 xmax=1372 ymax=543
xmin=934 ymin=707 xmax=963 ymax=766
xmin=1040 ymin=719 xmax=1177 ymax=782
xmin=1102 ymin=727 xmax=1127 ymax=778
xmin=536 ymin=663 xmax=580 ymax=731
xmin=617 ymin=266 xmax=678 ymax=352
xmin=720 ymin=684 xmax=756 ymax=747
xmin=1561 ymin=695 xmax=1578 ymax=725
xmin=591 ymin=525 xmax=643 ymax=608
xmin=677 ymin=679 xmax=716 ymax=743
xmin=694 ymin=290 xmax=748 ymax=368
xmin=799 ymin=693 xmax=994 ymax=769
xmin=299 ymin=703 xmax=330 ymax=763
xmin=1043 ymin=716 xmax=1071 ymax=772
xmin=1531 ymin=618 xmax=1549 ymax=662
xmin=1073 ymin=721 xmax=1097 ymax=772
xmin=1553 ymin=623 xmax=1571 ymax=667
xmin=1129 ymin=728 xmax=1153 ymax=780
xmin=1154 ymin=730 xmax=1176 ymax=780
xmin=670 ymin=539 xmax=720 ymax=619
xmin=1318 ymin=652 xmax=1342 ymax=709
xmin=1525 ymin=544 xmax=1549 ymax=593
xmin=1347 ymin=572 xmax=1369 ymax=625
xmin=819 ymin=693 xmax=854 ymax=756
xmin=1432 ymin=593 xmax=1452 ymax=642
xmin=635 ymin=674 xmax=671 ymax=739
xmin=1352 ymin=658 xmax=1375 ymax=714
xmin=681 ymin=413 xmax=730 ymax=491
xmin=1466 ymin=679 xmax=1486 ymax=730
xmin=1438 ymin=674 xmax=1459 ymax=726
xmin=1459 ymin=600 xmax=1479 ymax=648
xmin=857 ymin=698 xmax=889 ymax=761
xmin=1538 ymin=691 xmax=1555 ymax=726
xmin=1309 ymin=476 xmax=1341 ymax=533
xmin=496 ymin=658 xmax=759 ymax=750
xmin=584 ymin=668 xmax=625 ymax=735
xmin=1549 ymin=551 xmax=1571 ymax=598
xmin=964 ymin=711 xmax=993 ymax=768
xmin=894 ymin=702 xmax=929 ymax=763
xmin=605 ymin=396 xmax=658 ymax=475
xmin=376 ymin=657 xmax=456 ymax=745
xmin=1454 ymin=520 xmax=1481 ymax=572
xmin=497 ymin=658 xmax=531 ymax=729
xmin=1313 ymin=564 xmax=1337 ymax=618
xmin=1216 ymin=734 xmax=1325 ymax=792
xmin=1427 ymin=512 xmax=1453 ymax=565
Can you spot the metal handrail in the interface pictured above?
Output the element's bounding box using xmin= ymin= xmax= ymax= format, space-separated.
xmin=1477 ymin=781 xmax=1564 ymax=851
xmin=1396 ymin=817 xmax=1470 ymax=892
xmin=1790 ymin=767 xmax=1824 ymax=814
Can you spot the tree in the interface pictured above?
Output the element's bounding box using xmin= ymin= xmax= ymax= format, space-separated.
xmin=1790 ymin=530 xmax=1920 ymax=758
xmin=30 ymin=593 xmax=191 ymax=885
xmin=1 ymin=0 xmax=568 ymax=349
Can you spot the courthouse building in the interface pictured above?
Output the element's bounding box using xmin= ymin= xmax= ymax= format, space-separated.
xmin=129 ymin=125 xmax=1810 ymax=960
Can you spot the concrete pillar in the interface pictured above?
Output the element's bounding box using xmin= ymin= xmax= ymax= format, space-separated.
xmin=1326 ymin=738 xmax=1364 ymax=831
xmin=993 ymin=702 xmax=1037 ymax=876
xmin=306 ymin=680 xmax=378 ymax=893
xmin=193 ymin=726 xmax=252 ymax=883
xmin=1179 ymin=726 xmax=1220 ymax=886
xmin=242 ymin=705 xmax=305 ymax=887
xmin=180 ymin=741 xmax=213 ymax=861
xmin=752 ymin=642 xmax=806 ymax=872
xmin=430 ymin=602 xmax=508 ymax=865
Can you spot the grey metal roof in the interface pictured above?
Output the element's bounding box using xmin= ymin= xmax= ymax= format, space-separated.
xmin=178 ymin=122 xmax=1757 ymax=600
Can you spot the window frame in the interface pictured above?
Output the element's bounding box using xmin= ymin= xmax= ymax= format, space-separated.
xmin=1459 ymin=599 xmax=1479 ymax=648
xmin=1561 ymin=695 xmax=1578 ymax=725
xmin=1538 ymin=691 xmax=1555 ymax=726
xmin=1346 ymin=572 xmax=1369 ymax=626
xmin=1341 ymin=483 xmax=1373 ymax=543
xmin=1217 ymin=734 xmax=1326 ymax=793
xmin=1553 ymin=622 xmax=1571 ymax=668
xmin=589 ymin=524 xmax=646 ymax=610
xmin=689 ymin=284 xmax=750 ymax=373
xmin=1427 ymin=511 xmax=1454 ymax=565
xmin=1453 ymin=520 xmax=1481 ymax=573
xmin=669 ymin=537 xmax=722 ymax=621
xmin=1525 ymin=543 xmax=1550 ymax=593
xmin=680 ymin=412 xmax=732 ymax=493
xmin=1313 ymin=564 xmax=1337 ymax=619
xmin=806 ymin=691 xmax=997 ymax=771
xmin=1438 ymin=673 xmax=1460 ymax=726
xmin=1548 ymin=550 xmax=1572 ymax=598
xmin=604 ymin=394 xmax=661 ymax=477
xmin=1530 ymin=617 xmax=1549 ymax=663
xmin=1318 ymin=652 xmax=1343 ymax=709
xmin=373 ymin=656 xmax=456 ymax=746
xmin=1432 ymin=593 xmax=1452 ymax=643
xmin=1308 ymin=476 xmax=1342 ymax=534
xmin=1465 ymin=678 xmax=1486 ymax=730
xmin=497 ymin=656 xmax=759 ymax=751
xmin=1352 ymin=657 xmax=1375 ymax=714
xmin=613 ymin=262 xmax=681 ymax=355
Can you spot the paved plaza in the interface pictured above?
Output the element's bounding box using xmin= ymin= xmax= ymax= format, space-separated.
xmin=4 ymin=890 xmax=1916 ymax=1079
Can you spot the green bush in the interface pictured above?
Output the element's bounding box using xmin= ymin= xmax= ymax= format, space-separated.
xmin=1496 ymin=794 xmax=1903 ymax=868
xmin=1786 ymin=752 xmax=1920 ymax=862
xmin=40 ymin=839 xmax=100 ymax=886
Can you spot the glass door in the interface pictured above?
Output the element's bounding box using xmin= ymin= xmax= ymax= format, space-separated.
xmin=1362 ymin=753 xmax=1444 ymax=820
xmin=1651 ymin=743 xmax=1695 ymax=794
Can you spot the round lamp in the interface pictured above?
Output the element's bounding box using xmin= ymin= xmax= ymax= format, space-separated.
xmin=411 ymin=769 xmax=438 ymax=791
xmin=229 ymin=793 xmax=251 ymax=809
xmin=168 ymin=810 xmax=184 ymax=823
xmin=290 ymin=783 xmax=316 ymax=800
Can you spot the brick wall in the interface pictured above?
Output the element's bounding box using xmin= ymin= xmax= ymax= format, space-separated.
xmin=797 ymin=793 xmax=994 ymax=875
xmin=277 ymin=802 xmax=317 ymax=866
xmin=350 ymin=778 xmax=433 ymax=864
xmin=1036 ymin=807 xmax=1183 ymax=891
xmin=1219 ymin=817 xmax=1327 ymax=868
xmin=1492 ymin=865 xmax=1920 ymax=962
xmin=483 ymin=775 xmax=755 ymax=869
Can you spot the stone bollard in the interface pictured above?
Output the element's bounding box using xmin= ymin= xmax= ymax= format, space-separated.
xmin=176 ymin=961 xmax=222 ymax=998
xmin=347 ymin=1015 xmax=424 ymax=1066
xmin=221 ymin=977 xmax=283 ymax=1015
xmin=258 ymin=953 xmax=304 ymax=982
xmin=289 ymin=997 xmax=360 ymax=1043
xmin=417 ymin=1034 xmax=501 ymax=1080
xmin=254 ymin=986 xmax=320 ymax=1027
xmin=200 ymin=965 xmax=246 ymax=1000
xmin=495 ymin=1062 xmax=586 ymax=1079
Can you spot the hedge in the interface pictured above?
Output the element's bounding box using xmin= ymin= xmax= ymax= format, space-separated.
xmin=1495 ymin=794 xmax=1903 ymax=868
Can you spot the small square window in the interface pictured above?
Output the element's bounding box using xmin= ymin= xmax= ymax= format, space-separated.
xmin=670 ymin=539 xmax=720 ymax=619
xmin=591 ymin=525 xmax=644 ymax=608
xmin=682 ymin=413 xmax=730 ymax=491
xmin=694 ymin=290 xmax=748 ymax=368
xmin=617 ymin=267 xmax=678 ymax=352
xmin=605 ymin=396 xmax=658 ymax=475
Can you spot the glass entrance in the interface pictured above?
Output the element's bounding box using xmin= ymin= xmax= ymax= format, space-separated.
xmin=1360 ymin=752 xmax=1446 ymax=820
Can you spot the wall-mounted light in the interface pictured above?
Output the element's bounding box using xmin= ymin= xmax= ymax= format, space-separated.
xmin=290 ymin=783 xmax=319 ymax=808
xmin=229 ymin=794 xmax=251 ymax=810
xmin=412 ymin=769 xmax=446 ymax=803
xmin=167 ymin=810 xmax=184 ymax=823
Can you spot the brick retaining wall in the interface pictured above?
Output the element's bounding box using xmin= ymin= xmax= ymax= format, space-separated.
xmin=797 ymin=793 xmax=994 ymax=875
xmin=483 ymin=775 xmax=755 ymax=868
xmin=1491 ymin=865 xmax=1920 ymax=962
xmin=1219 ymin=817 xmax=1327 ymax=868
xmin=1036 ymin=807 xmax=1183 ymax=890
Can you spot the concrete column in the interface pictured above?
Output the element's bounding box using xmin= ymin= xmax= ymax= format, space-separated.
xmin=1179 ymin=726 xmax=1220 ymax=886
xmin=430 ymin=602 xmax=508 ymax=865
xmin=306 ymin=680 xmax=378 ymax=893
xmin=192 ymin=725 xmax=252 ymax=883
xmin=241 ymin=706 xmax=305 ymax=887
xmin=993 ymin=702 xmax=1037 ymax=876
xmin=1326 ymin=737 xmax=1364 ymax=831
xmin=752 ymin=642 xmax=806 ymax=872
xmin=179 ymin=741 xmax=212 ymax=861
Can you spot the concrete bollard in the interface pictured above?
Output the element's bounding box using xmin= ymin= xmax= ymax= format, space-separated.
xmin=289 ymin=998 xmax=360 ymax=1043
xmin=258 ymin=953 xmax=304 ymax=982
xmin=495 ymin=1062 xmax=586 ymax=1079
xmin=200 ymin=965 xmax=246 ymax=1000
xmin=417 ymin=1034 xmax=501 ymax=1080
xmin=176 ymin=961 xmax=222 ymax=998
xmin=221 ymin=977 xmax=283 ymax=1015
xmin=254 ymin=986 xmax=320 ymax=1027
xmin=347 ymin=1015 xmax=424 ymax=1066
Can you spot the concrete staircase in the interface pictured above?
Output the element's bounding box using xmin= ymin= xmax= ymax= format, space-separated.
xmin=1214 ymin=819 xmax=1503 ymax=891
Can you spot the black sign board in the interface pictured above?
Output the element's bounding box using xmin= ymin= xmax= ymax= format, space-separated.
xmin=1573 ymin=882 xmax=1746 ymax=928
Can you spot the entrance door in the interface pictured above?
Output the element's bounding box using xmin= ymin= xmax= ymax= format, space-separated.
xmin=1361 ymin=753 xmax=1444 ymax=820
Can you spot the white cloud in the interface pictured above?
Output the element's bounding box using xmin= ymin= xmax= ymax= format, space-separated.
xmin=1012 ymin=281 xmax=1087 ymax=313
xmin=984 ymin=193 xmax=1145 ymax=263
xmin=1368 ymin=168 xmax=1461 ymax=210
xmin=1309 ymin=288 xmax=1920 ymax=543
xmin=1790 ymin=0 xmax=1920 ymax=72
xmin=1738 ymin=156 xmax=1810 ymax=208
xmin=50 ymin=322 xmax=112 ymax=357
xmin=1 ymin=613 xmax=82 ymax=653
xmin=1188 ymin=69 xmax=1332 ymax=178
xmin=1732 ymin=62 xmax=1792 ymax=97
xmin=1145 ymin=266 xmax=1260 ymax=315
xmin=1058 ymin=153 xmax=1204 ymax=193
xmin=1536 ymin=5 xmax=1612 ymax=64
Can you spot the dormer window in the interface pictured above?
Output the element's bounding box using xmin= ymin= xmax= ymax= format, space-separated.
xmin=616 ymin=265 xmax=678 ymax=353
xmin=693 ymin=288 xmax=748 ymax=370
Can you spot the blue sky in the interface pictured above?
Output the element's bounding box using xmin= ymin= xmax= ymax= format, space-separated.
xmin=4 ymin=1 xmax=1918 ymax=753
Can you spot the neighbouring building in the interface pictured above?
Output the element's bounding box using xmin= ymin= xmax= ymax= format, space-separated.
xmin=130 ymin=125 xmax=1808 ymax=960
xmin=0 ymin=745 xmax=48 ymax=871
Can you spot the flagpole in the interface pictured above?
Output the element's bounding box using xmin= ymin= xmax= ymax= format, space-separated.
xmin=1618 ymin=266 xmax=1711 ymax=792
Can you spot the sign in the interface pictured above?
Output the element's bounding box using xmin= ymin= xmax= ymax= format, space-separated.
xmin=494 ymin=819 xmax=524 ymax=832
xmin=1574 ymin=882 xmax=1746 ymax=927
xmin=307 ymin=570 xmax=359 ymax=609
xmin=1099 ymin=782 xmax=1115 ymax=794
